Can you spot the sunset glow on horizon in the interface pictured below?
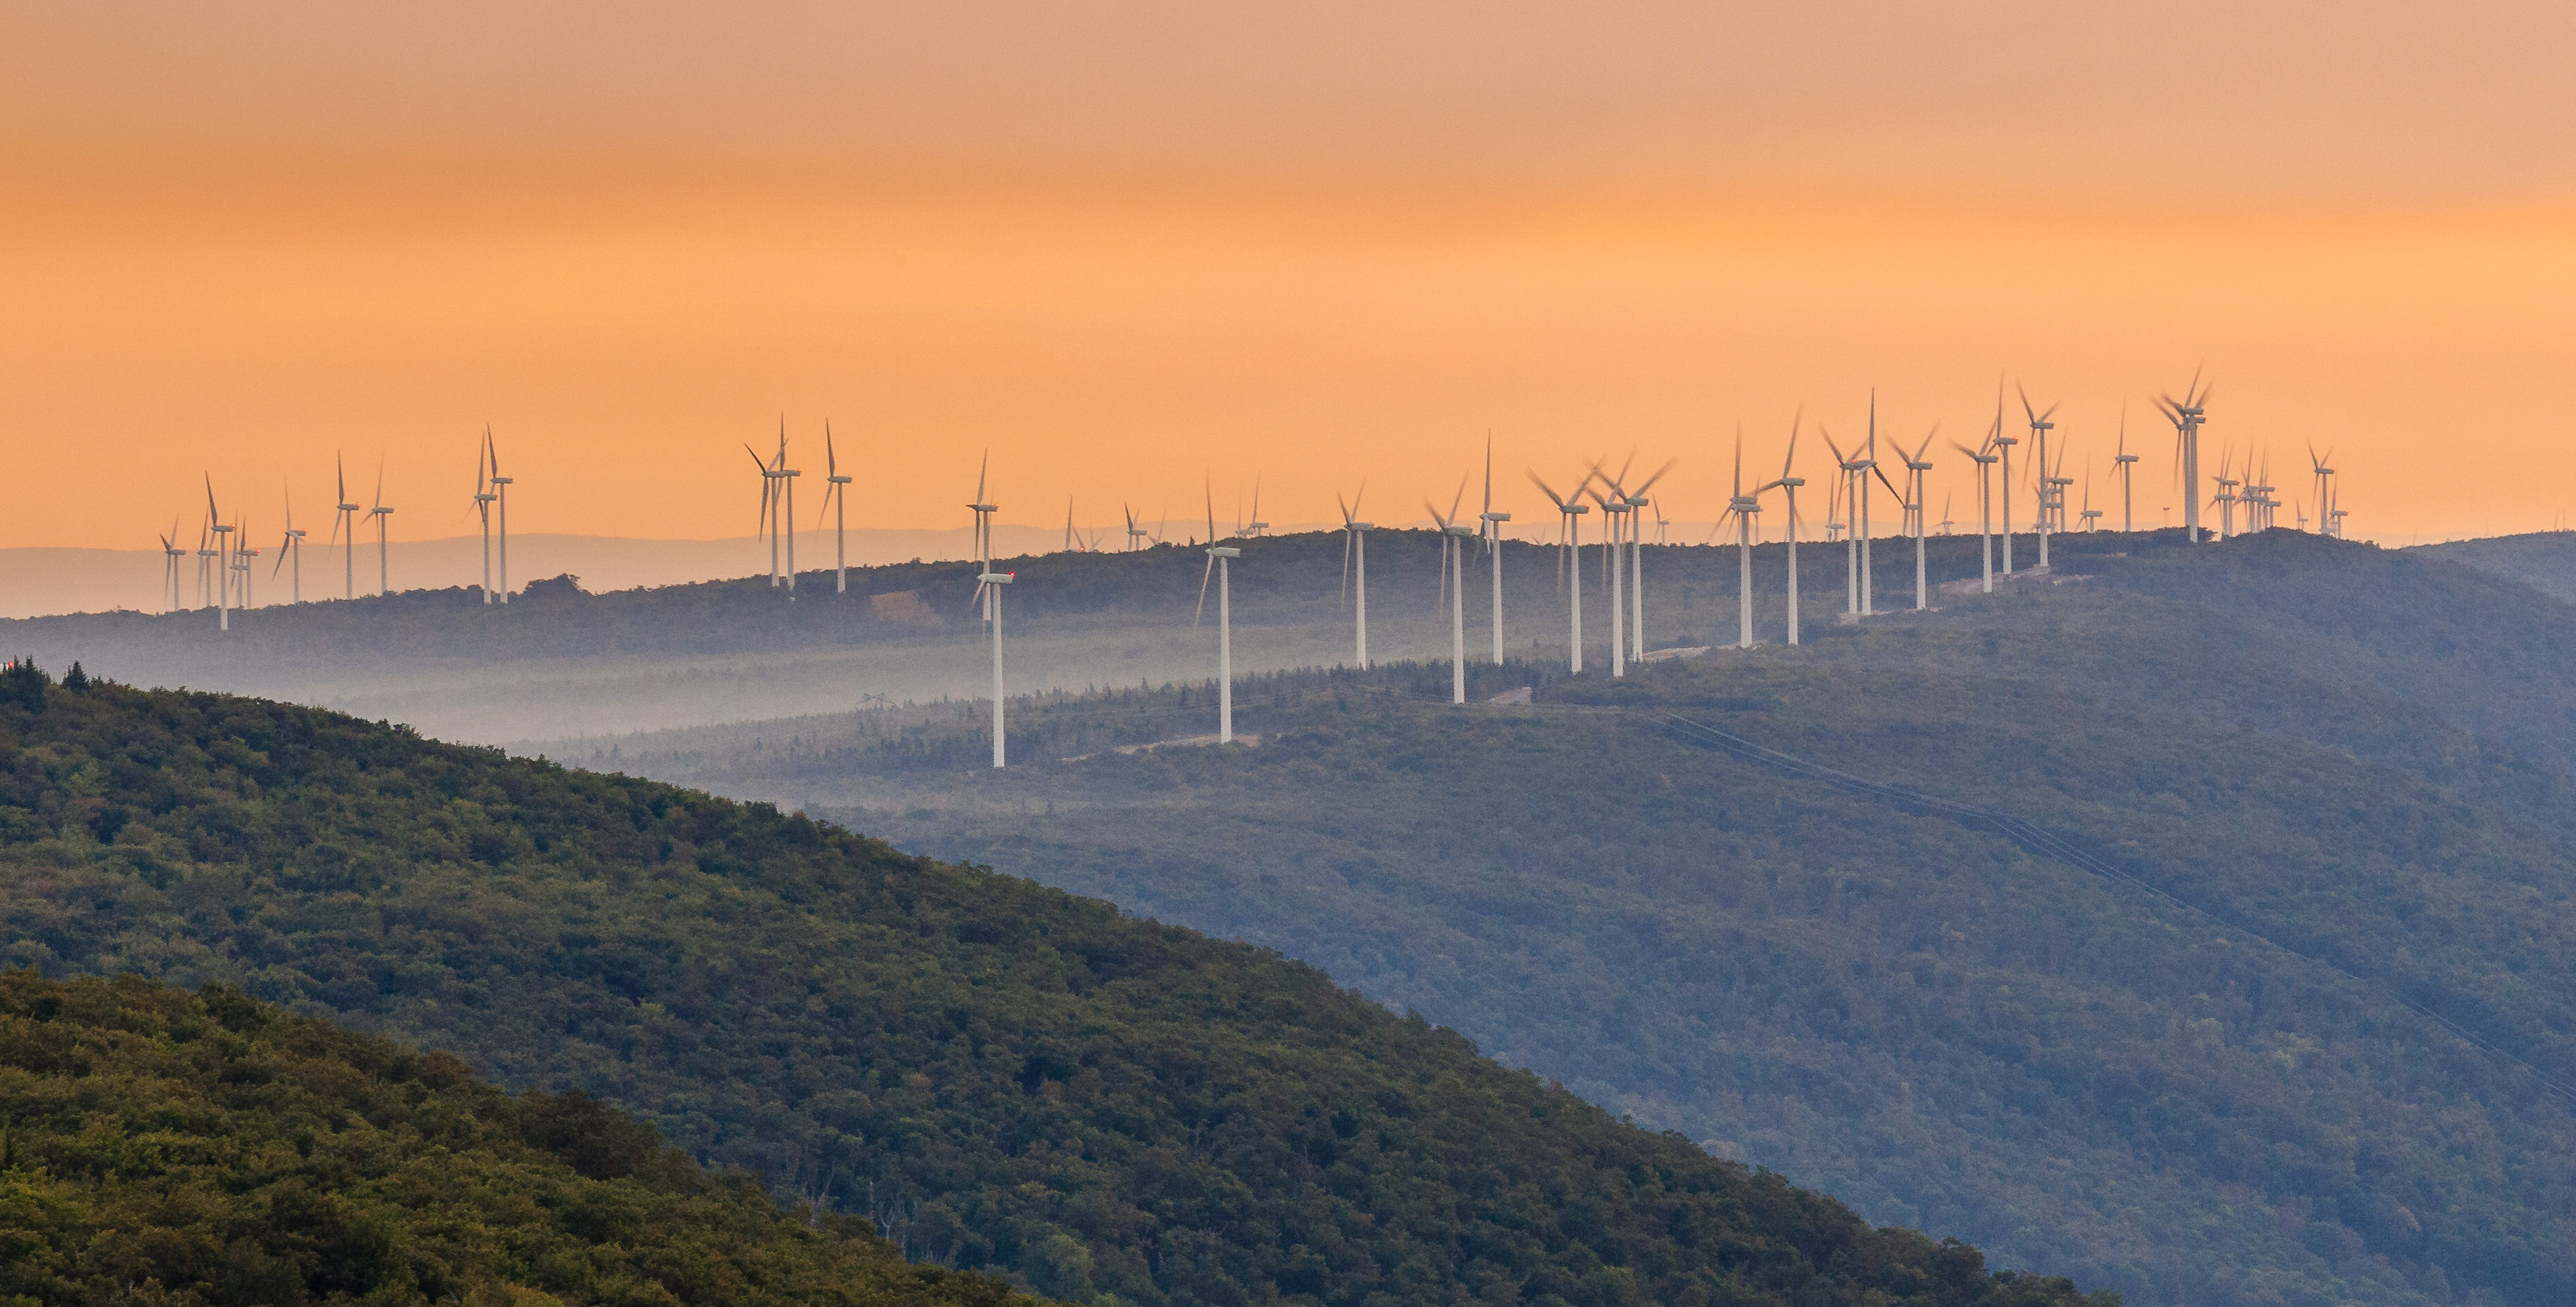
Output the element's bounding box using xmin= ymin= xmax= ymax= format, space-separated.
xmin=5 ymin=2 xmax=2571 ymax=549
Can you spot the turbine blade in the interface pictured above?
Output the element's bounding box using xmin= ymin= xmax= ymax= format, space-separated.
xmin=1194 ymin=552 xmax=1215 ymax=628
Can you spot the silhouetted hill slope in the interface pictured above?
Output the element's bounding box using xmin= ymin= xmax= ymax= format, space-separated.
xmin=580 ymin=531 xmax=2576 ymax=1307
xmin=0 ymin=671 xmax=2099 ymax=1307
xmin=0 ymin=970 xmax=1034 ymax=1307
xmin=2408 ymin=532 xmax=2576 ymax=604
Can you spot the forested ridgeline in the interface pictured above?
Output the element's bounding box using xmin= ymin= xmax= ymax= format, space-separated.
xmin=0 ymin=970 xmax=1036 ymax=1307
xmin=0 ymin=670 xmax=2102 ymax=1307
xmin=578 ymin=536 xmax=2576 ymax=1307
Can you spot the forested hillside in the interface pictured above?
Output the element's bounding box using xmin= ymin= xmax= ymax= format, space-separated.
xmin=578 ymin=531 xmax=2576 ymax=1307
xmin=0 ymin=970 xmax=1034 ymax=1307
xmin=0 ymin=669 xmax=2100 ymax=1307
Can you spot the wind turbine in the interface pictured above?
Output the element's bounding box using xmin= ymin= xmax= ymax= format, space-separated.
xmin=1244 ymin=476 xmax=1267 ymax=537
xmin=273 ymin=489 xmax=306 ymax=604
xmin=2115 ymin=404 xmax=2140 ymax=533
xmin=2212 ymin=447 xmax=2238 ymax=539
xmin=1192 ymin=491 xmax=1242 ymax=743
xmin=233 ymin=519 xmax=257 ymax=612
xmin=967 ymin=451 xmax=996 ymax=619
xmin=1425 ymin=480 xmax=1472 ymax=704
xmin=474 ymin=433 xmax=497 ymax=603
xmin=2308 ymin=444 xmax=2335 ymax=537
xmin=2019 ymin=385 xmax=2059 ymax=568
xmin=2156 ymin=370 xmax=2213 ymax=541
xmin=1123 ymin=503 xmax=1151 ymax=552
xmin=2079 ymin=460 xmax=2102 ymax=531
xmin=746 ymin=440 xmax=781 ymax=584
xmin=1480 ymin=437 xmax=1510 ymax=665
xmin=1337 ymin=485 xmax=1373 ymax=669
xmin=1528 ymin=472 xmax=1588 ymax=672
xmin=1614 ymin=458 xmax=1674 ymax=659
xmin=332 ymin=455 xmax=360 ymax=601
xmin=1951 ymin=422 xmax=2000 ymax=594
xmin=1582 ymin=480 xmax=1625 ymax=676
xmin=1821 ymin=428 xmax=1865 ymax=616
xmin=2043 ymin=436 xmax=2075 ymax=555
xmin=205 ymin=476 xmax=232 ymax=632
xmin=1900 ymin=428 xmax=1937 ymax=610
xmin=488 ymin=430 xmax=513 ymax=603
xmin=368 ymin=468 xmax=394 ymax=597
xmin=821 ymin=424 xmax=852 ymax=591
xmin=159 ymin=518 xmax=185 ymax=614
xmin=974 ymin=566 xmax=1015 ymax=767
xmin=1719 ymin=428 xmax=1761 ymax=649
xmin=1988 ymin=380 xmax=2019 ymax=574
xmin=194 ymin=518 xmax=215 ymax=610
xmin=1939 ymin=493 xmax=1955 ymax=536
xmin=1754 ymin=413 xmax=1805 ymax=645
xmin=777 ymin=431 xmax=797 ymax=591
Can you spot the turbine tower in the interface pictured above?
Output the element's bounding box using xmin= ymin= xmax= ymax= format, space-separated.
xmin=1900 ymin=428 xmax=1937 ymax=610
xmin=1952 ymin=427 xmax=2000 ymax=594
xmin=2156 ymin=370 xmax=2213 ymax=541
xmin=489 ymin=430 xmax=513 ymax=603
xmin=1480 ymin=439 xmax=1510 ymax=665
xmin=822 ymin=423 xmax=852 ymax=592
xmin=159 ymin=519 xmax=185 ymax=614
xmin=1529 ymin=472 xmax=1588 ymax=672
xmin=333 ymin=455 xmax=361 ymax=601
xmin=2308 ymin=445 xmax=2336 ymax=536
xmin=746 ymin=441 xmax=781 ymax=585
xmin=1583 ymin=480 xmax=1626 ymax=676
xmin=967 ymin=451 xmax=996 ymax=619
xmin=2115 ymin=404 xmax=2140 ymax=533
xmin=1611 ymin=458 xmax=1673 ymax=659
xmin=1821 ymin=429 xmax=1866 ymax=616
xmin=1754 ymin=413 xmax=1805 ymax=645
xmin=974 ymin=568 xmax=1015 ymax=767
xmin=205 ymin=476 xmax=232 ymax=632
xmin=2019 ymin=386 xmax=2059 ymax=569
xmin=474 ymin=434 xmax=497 ymax=603
xmin=274 ymin=490 xmax=306 ymax=605
xmin=1337 ymin=486 xmax=1373 ymax=669
xmin=1717 ymin=428 xmax=1761 ymax=648
xmin=1426 ymin=481 xmax=1471 ymax=704
xmin=369 ymin=465 xmax=394 ymax=597
xmin=1124 ymin=503 xmax=1151 ymax=552
xmin=1193 ymin=493 xmax=1242 ymax=743
xmin=194 ymin=519 xmax=215 ymax=610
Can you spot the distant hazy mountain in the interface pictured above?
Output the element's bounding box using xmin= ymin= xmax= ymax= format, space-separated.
xmin=2410 ymin=531 xmax=2576 ymax=603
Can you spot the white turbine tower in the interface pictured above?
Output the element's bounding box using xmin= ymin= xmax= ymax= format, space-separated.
xmin=475 ymin=434 xmax=497 ymax=603
xmin=489 ymin=431 xmax=513 ymax=603
xmin=332 ymin=455 xmax=361 ymax=601
xmin=1480 ymin=438 xmax=1509 ymax=665
xmin=1719 ymin=428 xmax=1760 ymax=649
xmin=1613 ymin=459 xmax=1674 ymax=659
xmin=2156 ymin=371 xmax=2213 ymax=541
xmin=2212 ymin=446 xmax=2238 ymax=540
xmin=194 ymin=519 xmax=215 ymax=610
xmin=1754 ymin=414 xmax=1805 ymax=645
xmin=822 ymin=424 xmax=852 ymax=591
xmin=967 ymin=451 xmax=997 ymax=619
xmin=1338 ymin=485 xmax=1373 ymax=670
xmin=776 ymin=431 xmax=797 ymax=591
xmin=2115 ymin=404 xmax=2139 ymax=533
xmin=1426 ymin=480 xmax=1471 ymax=704
xmin=159 ymin=518 xmax=185 ymax=614
xmin=234 ymin=520 xmax=257 ymax=612
xmin=205 ymin=476 xmax=232 ymax=632
xmin=1528 ymin=472 xmax=1588 ymax=672
xmin=1192 ymin=493 xmax=1242 ymax=743
xmin=273 ymin=491 xmax=306 ymax=605
xmin=1583 ymin=480 xmax=1626 ymax=676
xmin=974 ymin=566 xmax=1015 ymax=768
xmin=746 ymin=441 xmax=781 ymax=583
xmin=1952 ymin=424 xmax=2000 ymax=594
xmin=368 ymin=466 xmax=394 ymax=597
xmin=1821 ymin=430 xmax=1866 ymax=616
xmin=1900 ymin=428 xmax=1937 ymax=611
xmin=2019 ymin=386 xmax=2059 ymax=569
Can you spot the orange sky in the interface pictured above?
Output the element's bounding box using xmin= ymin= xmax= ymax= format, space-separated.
xmin=4 ymin=2 xmax=2571 ymax=547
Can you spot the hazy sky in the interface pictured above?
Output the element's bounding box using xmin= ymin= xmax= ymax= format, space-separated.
xmin=4 ymin=1 xmax=2571 ymax=547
